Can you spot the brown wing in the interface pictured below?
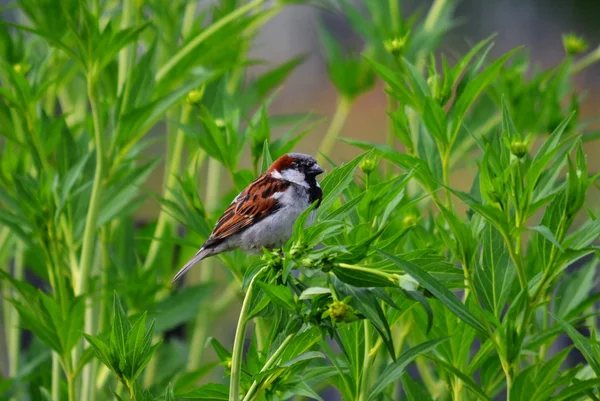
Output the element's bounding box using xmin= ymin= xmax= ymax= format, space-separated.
xmin=204 ymin=174 xmax=291 ymax=245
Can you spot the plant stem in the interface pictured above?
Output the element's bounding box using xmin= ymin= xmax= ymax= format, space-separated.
xmin=317 ymin=96 xmax=352 ymax=166
xmin=242 ymin=332 xmax=296 ymax=401
xmin=68 ymin=374 xmax=76 ymax=401
xmin=77 ymin=76 xmax=105 ymax=294
xmin=77 ymin=74 xmax=105 ymax=401
xmin=572 ymin=45 xmax=600 ymax=74
xmin=156 ymin=0 xmax=265 ymax=81
xmin=385 ymin=92 xmax=397 ymax=177
xmin=187 ymin=157 xmax=222 ymax=370
xmin=229 ymin=266 xmax=268 ymax=401
xmin=143 ymin=104 xmax=193 ymax=271
xmin=117 ymin=0 xmax=136 ymax=97
xmin=52 ymin=353 xmax=60 ymax=401
xmin=441 ymin=151 xmax=453 ymax=211
xmin=7 ymin=241 xmax=23 ymax=379
xmin=358 ymin=321 xmax=373 ymax=401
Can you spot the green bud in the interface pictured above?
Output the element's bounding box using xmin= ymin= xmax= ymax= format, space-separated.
xmin=359 ymin=155 xmax=379 ymax=175
xmin=384 ymin=34 xmax=409 ymax=57
xmin=562 ymin=33 xmax=588 ymax=56
xmin=289 ymin=242 xmax=306 ymax=259
xmin=510 ymin=141 xmax=528 ymax=159
xmin=402 ymin=215 xmax=418 ymax=227
xmin=186 ymin=87 xmax=205 ymax=105
xmin=262 ymin=250 xmax=283 ymax=270
xmin=323 ymin=300 xmax=358 ymax=323
xmin=214 ymin=119 xmax=226 ymax=129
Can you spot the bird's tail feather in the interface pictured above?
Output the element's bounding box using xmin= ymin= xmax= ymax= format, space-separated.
xmin=171 ymin=248 xmax=212 ymax=283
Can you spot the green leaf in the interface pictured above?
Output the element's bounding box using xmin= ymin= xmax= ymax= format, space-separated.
xmin=474 ymin=223 xmax=516 ymax=317
xmin=318 ymin=151 xmax=369 ymax=215
xmin=551 ymin=313 xmax=600 ymax=376
xmin=332 ymin=264 xmax=396 ymax=288
xmin=553 ymin=379 xmax=600 ymax=401
xmin=260 ymin=139 xmax=273 ymax=174
xmin=256 ymin=282 xmax=297 ymax=312
xmin=422 ymin=97 xmax=448 ymax=150
xmin=377 ymin=250 xmax=488 ymax=335
xmin=176 ymin=383 xmax=229 ymax=400
xmin=426 ymin=356 xmax=492 ymax=401
xmin=299 ymin=287 xmax=331 ymax=300
xmin=450 ymin=47 xmax=520 ymax=141
xmin=501 ymin=95 xmax=520 ymax=141
xmin=527 ymin=225 xmax=564 ymax=252
xmin=368 ymin=338 xmax=448 ymax=400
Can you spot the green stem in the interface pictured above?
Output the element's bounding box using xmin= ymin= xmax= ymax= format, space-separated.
xmin=7 ymin=241 xmax=23 ymax=379
xmin=68 ymin=374 xmax=76 ymax=401
xmin=187 ymin=157 xmax=221 ymax=370
xmin=156 ymin=0 xmax=264 ymax=81
xmin=358 ymin=321 xmax=373 ymax=401
xmin=441 ymin=151 xmax=453 ymax=211
xmin=77 ymin=74 xmax=105 ymax=401
xmin=317 ymin=96 xmax=352 ymax=165
xmin=143 ymin=104 xmax=193 ymax=271
xmin=242 ymin=332 xmax=296 ymax=401
xmin=117 ymin=0 xmax=136 ymax=96
xmin=229 ymin=266 xmax=268 ymax=401
xmin=182 ymin=2 xmax=197 ymax=37
xmin=415 ymin=0 xmax=449 ymax=72
xmin=52 ymin=353 xmax=60 ymax=401
xmin=388 ymin=0 xmax=400 ymax=33
xmin=338 ymin=263 xmax=396 ymax=282
xmin=77 ymin=76 xmax=105 ymax=294
xmin=572 ymin=45 xmax=600 ymax=74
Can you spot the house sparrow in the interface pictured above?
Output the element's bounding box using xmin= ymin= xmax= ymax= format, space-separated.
xmin=172 ymin=153 xmax=324 ymax=283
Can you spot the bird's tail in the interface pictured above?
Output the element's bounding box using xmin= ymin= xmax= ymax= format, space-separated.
xmin=171 ymin=247 xmax=213 ymax=283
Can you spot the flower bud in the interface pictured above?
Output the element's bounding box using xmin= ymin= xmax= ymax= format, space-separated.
xmin=360 ymin=155 xmax=378 ymax=175
xmin=402 ymin=215 xmax=418 ymax=227
xmin=322 ymin=300 xmax=358 ymax=323
xmin=510 ymin=141 xmax=528 ymax=159
xmin=215 ymin=119 xmax=226 ymax=130
xmin=289 ymin=242 xmax=306 ymax=259
xmin=562 ymin=33 xmax=588 ymax=56
xmin=384 ymin=34 xmax=408 ymax=57
xmin=186 ymin=87 xmax=205 ymax=105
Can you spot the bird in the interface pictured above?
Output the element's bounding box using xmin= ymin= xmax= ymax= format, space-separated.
xmin=172 ymin=153 xmax=324 ymax=283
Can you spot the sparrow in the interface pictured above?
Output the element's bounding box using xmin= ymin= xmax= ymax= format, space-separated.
xmin=172 ymin=153 xmax=324 ymax=283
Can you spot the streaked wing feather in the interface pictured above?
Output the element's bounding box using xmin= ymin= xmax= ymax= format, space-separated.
xmin=208 ymin=175 xmax=290 ymax=241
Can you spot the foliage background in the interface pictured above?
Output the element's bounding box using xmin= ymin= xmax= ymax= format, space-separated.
xmin=1 ymin=0 xmax=600 ymax=400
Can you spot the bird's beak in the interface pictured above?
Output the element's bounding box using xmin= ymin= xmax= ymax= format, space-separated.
xmin=311 ymin=164 xmax=324 ymax=175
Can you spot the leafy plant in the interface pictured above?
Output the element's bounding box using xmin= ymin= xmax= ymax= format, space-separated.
xmin=1 ymin=0 xmax=600 ymax=400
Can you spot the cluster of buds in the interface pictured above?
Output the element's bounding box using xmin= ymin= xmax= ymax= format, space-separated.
xmin=294 ymin=250 xmax=336 ymax=273
xmin=289 ymin=241 xmax=309 ymax=260
xmin=261 ymin=249 xmax=283 ymax=271
xmin=562 ymin=33 xmax=589 ymax=56
xmin=322 ymin=297 xmax=359 ymax=324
